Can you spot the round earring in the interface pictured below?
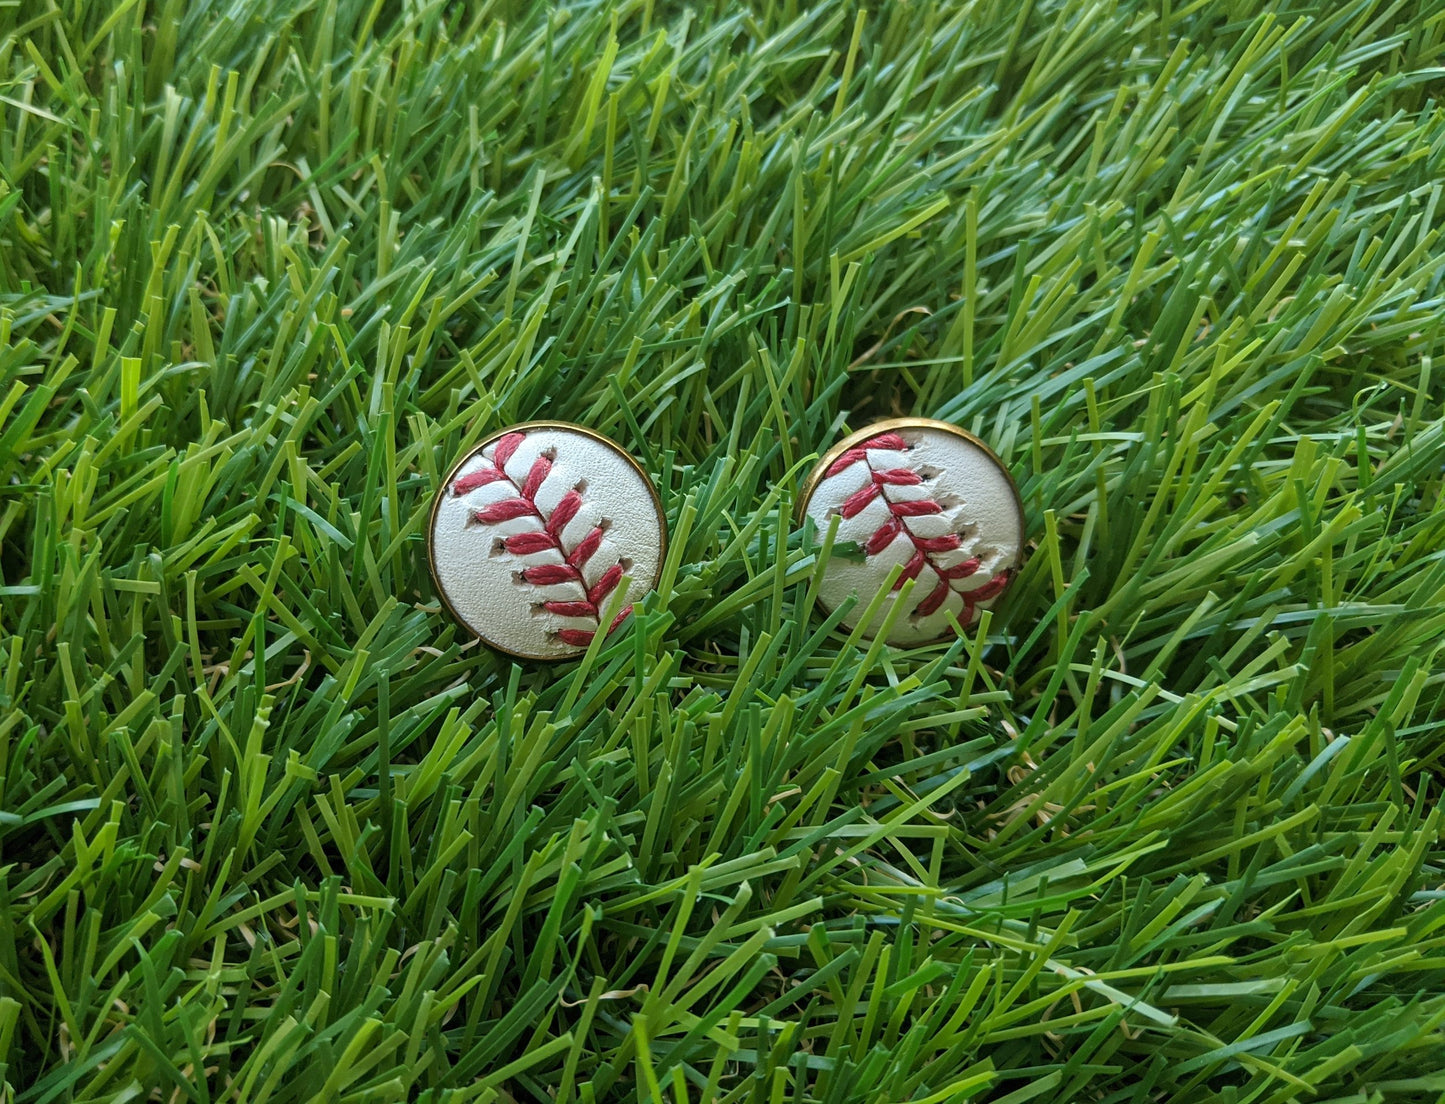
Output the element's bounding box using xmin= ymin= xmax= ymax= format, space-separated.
xmin=796 ymin=418 xmax=1024 ymax=646
xmin=428 ymin=422 xmax=666 ymax=660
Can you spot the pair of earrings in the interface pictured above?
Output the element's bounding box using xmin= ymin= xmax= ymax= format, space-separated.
xmin=427 ymin=419 xmax=1024 ymax=661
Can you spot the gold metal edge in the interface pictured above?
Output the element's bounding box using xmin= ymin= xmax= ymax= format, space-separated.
xmin=794 ymin=416 xmax=1028 ymax=646
xmin=426 ymin=420 xmax=670 ymax=662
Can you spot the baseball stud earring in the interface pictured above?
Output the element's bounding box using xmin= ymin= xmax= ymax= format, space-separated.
xmin=797 ymin=418 xmax=1024 ymax=647
xmin=428 ymin=422 xmax=667 ymax=660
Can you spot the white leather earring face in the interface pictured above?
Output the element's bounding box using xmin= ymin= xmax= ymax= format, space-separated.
xmin=428 ymin=423 xmax=666 ymax=660
xmin=799 ymin=419 xmax=1024 ymax=646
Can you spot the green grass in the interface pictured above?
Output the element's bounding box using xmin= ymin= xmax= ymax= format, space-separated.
xmin=4 ymin=0 xmax=1445 ymax=1099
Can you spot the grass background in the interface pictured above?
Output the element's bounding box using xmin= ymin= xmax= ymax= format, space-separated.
xmin=4 ymin=0 xmax=1445 ymax=1099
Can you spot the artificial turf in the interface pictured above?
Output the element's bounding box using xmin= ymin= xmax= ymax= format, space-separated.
xmin=5 ymin=0 xmax=1445 ymax=1100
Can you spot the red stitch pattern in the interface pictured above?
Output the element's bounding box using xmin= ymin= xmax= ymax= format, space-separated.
xmin=452 ymin=431 xmax=633 ymax=646
xmin=839 ymin=431 xmax=1012 ymax=626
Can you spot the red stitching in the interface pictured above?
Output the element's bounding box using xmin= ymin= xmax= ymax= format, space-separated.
xmin=841 ymin=432 xmax=1012 ymax=626
xmin=452 ymin=431 xmax=633 ymax=645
